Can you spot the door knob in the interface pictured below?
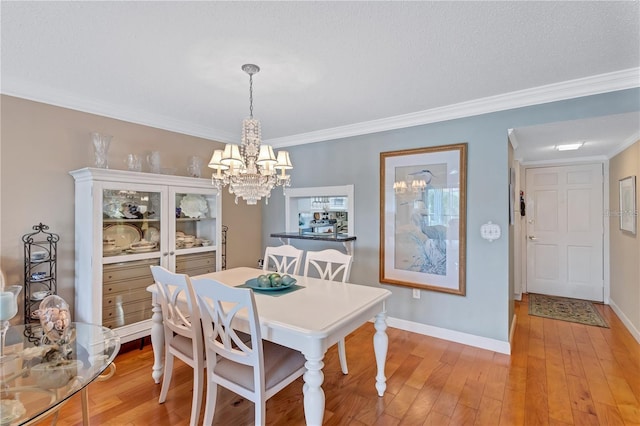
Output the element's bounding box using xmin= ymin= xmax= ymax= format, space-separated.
xmin=528 ymin=236 xmax=538 ymax=241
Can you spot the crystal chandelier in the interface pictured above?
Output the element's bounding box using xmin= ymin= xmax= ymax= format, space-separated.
xmin=208 ymin=64 xmax=293 ymax=205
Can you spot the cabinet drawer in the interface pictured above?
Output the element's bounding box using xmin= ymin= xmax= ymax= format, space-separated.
xmin=103 ymin=275 xmax=154 ymax=296
xmin=103 ymin=299 xmax=152 ymax=328
xmin=103 ymin=309 xmax=152 ymax=329
xmin=103 ymin=259 xmax=159 ymax=282
xmin=175 ymin=252 xmax=216 ymax=272
xmin=103 ymin=288 xmax=151 ymax=308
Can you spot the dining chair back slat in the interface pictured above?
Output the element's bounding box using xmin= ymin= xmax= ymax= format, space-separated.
xmin=303 ymin=249 xmax=353 ymax=283
xmin=263 ymin=244 xmax=303 ymax=275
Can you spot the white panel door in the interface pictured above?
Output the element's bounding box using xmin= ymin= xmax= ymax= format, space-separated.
xmin=525 ymin=164 xmax=603 ymax=301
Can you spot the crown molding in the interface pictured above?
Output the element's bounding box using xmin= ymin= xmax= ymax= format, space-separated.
xmin=608 ymin=129 xmax=640 ymax=159
xmin=2 ymin=68 xmax=638 ymax=148
xmin=1 ymin=79 xmax=237 ymax=144
xmin=267 ymin=67 xmax=640 ymax=148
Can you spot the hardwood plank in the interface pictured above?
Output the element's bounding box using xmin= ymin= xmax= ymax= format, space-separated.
xmin=473 ymin=395 xmax=502 ymax=426
xmin=483 ymin=363 xmax=508 ymax=401
xmin=605 ymin=374 xmax=640 ymax=424
xmin=566 ymin=373 xmax=597 ymax=416
xmin=498 ymin=391 xmax=525 ymax=426
xmin=561 ymin=346 xmax=586 ymax=378
xmin=593 ymin=402 xmax=626 ymax=426
xmin=579 ymin=352 xmax=607 ymax=384
xmin=458 ymin=378 xmax=484 ymax=410
xmin=587 ymin=378 xmax=617 ymax=406
xmin=385 ymin=354 xmax=424 ymax=396
xmin=570 ymin=408 xmax=600 ymax=425
xmin=383 ymin=385 xmax=419 ymax=420
xmin=398 ymin=386 xmax=440 ymax=425
xmin=449 ymin=402 xmax=477 ymax=425
xmin=422 ymin=410 xmax=451 ymax=426
xmin=528 ymin=336 xmax=546 ymax=359
xmin=524 ymin=356 xmax=549 ymax=425
xmin=546 ymin=348 xmax=574 ymax=424
xmin=557 ymin=320 xmax=578 ymax=350
xmin=405 ymin=355 xmax=440 ymax=390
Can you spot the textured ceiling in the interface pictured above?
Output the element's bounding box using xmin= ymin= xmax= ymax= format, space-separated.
xmin=1 ymin=1 xmax=639 ymax=161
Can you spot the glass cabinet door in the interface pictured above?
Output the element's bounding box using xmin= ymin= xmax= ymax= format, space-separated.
xmin=100 ymin=186 xmax=164 ymax=330
xmin=102 ymin=188 xmax=164 ymax=260
xmin=170 ymin=188 xmax=219 ymax=274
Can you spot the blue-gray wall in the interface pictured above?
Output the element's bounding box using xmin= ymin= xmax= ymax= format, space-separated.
xmin=263 ymin=88 xmax=640 ymax=343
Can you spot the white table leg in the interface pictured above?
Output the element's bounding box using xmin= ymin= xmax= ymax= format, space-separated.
xmin=303 ymin=350 xmax=326 ymax=426
xmin=150 ymin=294 xmax=164 ymax=384
xmin=374 ymin=311 xmax=388 ymax=397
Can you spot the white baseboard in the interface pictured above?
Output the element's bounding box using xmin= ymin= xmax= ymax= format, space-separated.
xmin=386 ymin=316 xmax=511 ymax=355
xmin=514 ymin=293 xmax=522 ymax=301
xmin=608 ymin=299 xmax=640 ymax=344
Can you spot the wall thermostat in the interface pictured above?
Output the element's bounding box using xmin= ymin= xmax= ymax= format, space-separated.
xmin=480 ymin=221 xmax=501 ymax=242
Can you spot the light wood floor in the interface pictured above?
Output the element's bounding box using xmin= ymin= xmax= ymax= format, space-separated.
xmin=49 ymin=295 xmax=640 ymax=425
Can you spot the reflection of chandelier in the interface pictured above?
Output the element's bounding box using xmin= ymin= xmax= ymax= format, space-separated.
xmin=394 ymin=179 xmax=426 ymax=194
xmin=208 ymin=64 xmax=293 ymax=205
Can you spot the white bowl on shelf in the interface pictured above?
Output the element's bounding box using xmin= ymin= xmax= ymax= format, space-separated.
xmin=32 ymin=291 xmax=50 ymax=301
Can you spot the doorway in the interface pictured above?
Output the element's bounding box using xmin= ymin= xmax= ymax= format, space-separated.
xmin=525 ymin=163 xmax=604 ymax=302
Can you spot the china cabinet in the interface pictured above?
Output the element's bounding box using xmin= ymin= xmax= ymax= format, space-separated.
xmin=22 ymin=223 xmax=59 ymax=325
xmin=70 ymin=168 xmax=222 ymax=343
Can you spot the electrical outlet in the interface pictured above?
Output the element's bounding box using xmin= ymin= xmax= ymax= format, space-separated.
xmin=412 ymin=289 xmax=420 ymax=299
xmin=257 ymin=259 xmax=264 ymax=268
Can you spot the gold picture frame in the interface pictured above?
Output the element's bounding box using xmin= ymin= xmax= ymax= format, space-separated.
xmin=380 ymin=143 xmax=467 ymax=295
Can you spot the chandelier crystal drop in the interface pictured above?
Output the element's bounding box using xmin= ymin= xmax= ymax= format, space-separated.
xmin=208 ymin=64 xmax=293 ymax=205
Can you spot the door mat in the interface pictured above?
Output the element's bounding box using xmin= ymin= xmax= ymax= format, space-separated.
xmin=528 ymin=293 xmax=609 ymax=328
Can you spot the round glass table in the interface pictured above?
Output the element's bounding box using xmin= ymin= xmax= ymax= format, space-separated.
xmin=0 ymin=322 xmax=120 ymax=425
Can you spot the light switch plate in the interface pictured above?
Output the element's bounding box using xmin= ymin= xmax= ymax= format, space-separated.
xmin=480 ymin=221 xmax=501 ymax=242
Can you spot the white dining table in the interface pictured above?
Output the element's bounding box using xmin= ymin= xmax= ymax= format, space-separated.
xmin=147 ymin=267 xmax=391 ymax=426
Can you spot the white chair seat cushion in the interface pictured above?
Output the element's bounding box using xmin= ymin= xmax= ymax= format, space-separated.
xmin=169 ymin=334 xmax=194 ymax=358
xmin=214 ymin=341 xmax=305 ymax=392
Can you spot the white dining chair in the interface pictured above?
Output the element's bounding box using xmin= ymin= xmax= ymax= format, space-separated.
xmin=150 ymin=266 xmax=204 ymax=426
xmin=263 ymin=244 xmax=303 ymax=275
xmin=191 ymin=276 xmax=306 ymax=426
xmin=303 ymin=248 xmax=353 ymax=374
